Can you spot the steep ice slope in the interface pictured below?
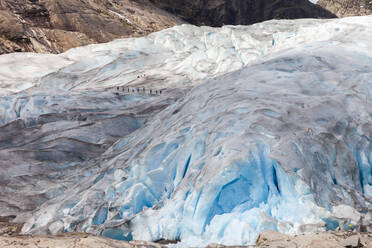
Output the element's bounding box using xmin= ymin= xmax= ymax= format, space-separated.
xmin=0 ymin=17 xmax=368 ymax=97
xmin=14 ymin=16 xmax=372 ymax=246
xmin=0 ymin=88 xmax=185 ymax=217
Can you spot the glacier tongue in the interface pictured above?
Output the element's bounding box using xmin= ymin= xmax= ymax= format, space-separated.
xmin=128 ymin=45 xmax=372 ymax=245
xmin=0 ymin=16 xmax=371 ymax=246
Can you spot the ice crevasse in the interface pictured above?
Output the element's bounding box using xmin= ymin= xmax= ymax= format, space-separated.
xmin=18 ymin=16 xmax=372 ymax=246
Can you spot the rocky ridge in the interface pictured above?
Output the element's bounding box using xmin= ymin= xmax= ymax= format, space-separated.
xmin=0 ymin=0 xmax=183 ymax=54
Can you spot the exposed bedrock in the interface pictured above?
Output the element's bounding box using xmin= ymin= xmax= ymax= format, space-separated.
xmin=150 ymin=0 xmax=336 ymax=27
xmin=318 ymin=0 xmax=372 ymax=17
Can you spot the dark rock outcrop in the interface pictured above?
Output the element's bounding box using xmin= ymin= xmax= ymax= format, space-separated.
xmin=149 ymin=0 xmax=337 ymax=27
xmin=318 ymin=0 xmax=372 ymax=17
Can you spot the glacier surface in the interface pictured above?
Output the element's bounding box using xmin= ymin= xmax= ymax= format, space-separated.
xmin=0 ymin=16 xmax=371 ymax=246
xmin=1 ymin=16 xmax=369 ymax=95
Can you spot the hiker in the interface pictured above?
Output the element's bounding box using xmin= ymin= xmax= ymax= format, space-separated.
xmin=117 ymin=86 xmax=119 ymax=90
xmin=150 ymin=89 xmax=152 ymax=94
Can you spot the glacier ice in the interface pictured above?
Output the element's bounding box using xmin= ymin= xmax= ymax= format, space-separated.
xmin=1 ymin=17 xmax=370 ymax=95
xmin=0 ymin=16 xmax=371 ymax=246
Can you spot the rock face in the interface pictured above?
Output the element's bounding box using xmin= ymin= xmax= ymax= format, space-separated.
xmin=0 ymin=0 xmax=183 ymax=54
xmin=318 ymin=0 xmax=372 ymax=17
xmin=149 ymin=0 xmax=336 ymax=26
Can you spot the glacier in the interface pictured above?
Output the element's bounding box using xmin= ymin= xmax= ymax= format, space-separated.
xmin=0 ymin=16 xmax=371 ymax=246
